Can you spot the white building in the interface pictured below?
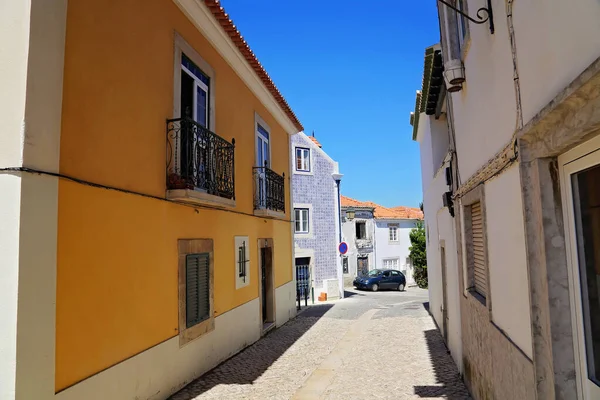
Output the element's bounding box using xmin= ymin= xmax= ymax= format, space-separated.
xmin=341 ymin=196 xmax=422 ymax=287
xmin=412 ymin=1 xmax=600 ymax=399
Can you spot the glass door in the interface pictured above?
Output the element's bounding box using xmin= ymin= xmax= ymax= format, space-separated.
xmin=256 ymin=124 xmax=270 ymax=208
xmin=562 ymin=148 xmax=600 ymax=399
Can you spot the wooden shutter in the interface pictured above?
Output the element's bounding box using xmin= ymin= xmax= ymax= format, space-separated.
xmin=186 ymin=253 xmax=210 ymax=328
xmin=471 ymin=202 xmax=487 ymax=297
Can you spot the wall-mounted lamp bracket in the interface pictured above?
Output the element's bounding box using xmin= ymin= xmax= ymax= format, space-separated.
xmin=437 ymin=0 xmax=494 ymax=34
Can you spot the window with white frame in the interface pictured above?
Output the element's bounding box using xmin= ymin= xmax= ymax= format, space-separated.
xmin=389 ymin=225 xmax=398 ymax=241
xmin=294 ymin=208 xmax=309 ymax=234
xmin=383 ymin=258 xmax=399 ymax=270
xmin=181 ymin=53 xmax=210 ymax=126
xmin=295 ymin=147 xmax=310 ymax=172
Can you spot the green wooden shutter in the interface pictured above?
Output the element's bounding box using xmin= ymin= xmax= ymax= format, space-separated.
xmin=186 ymin=253 xmax=210 ymax=328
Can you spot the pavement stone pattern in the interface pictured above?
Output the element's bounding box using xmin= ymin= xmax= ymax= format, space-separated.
xmin=170 ymin=289 xmax=470 ymax=400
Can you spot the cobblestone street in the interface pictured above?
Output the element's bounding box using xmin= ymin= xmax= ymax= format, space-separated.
xmin=170 ymin=288 xmax=470 ymax=400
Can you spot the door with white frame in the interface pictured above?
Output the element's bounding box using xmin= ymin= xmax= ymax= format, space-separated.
xmin=180 ymin=54 xmax=210 ymax=188
xmin=561 ymin=143 xmax=600 ymax=399
xmin=255 ymin=122 xmax=270 ymax=208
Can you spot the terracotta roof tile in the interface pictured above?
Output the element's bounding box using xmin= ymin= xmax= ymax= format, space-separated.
xmin=203 ymin=0 xmax=303 ymax=132
xmin=341 ymin=196 xmax=423 ymax=220
xmin=308 ymin=136 xmax=322 ymax=148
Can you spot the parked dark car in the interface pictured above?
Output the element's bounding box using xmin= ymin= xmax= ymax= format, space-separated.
xmin=353 ymin=269 xmax=406 ymax=292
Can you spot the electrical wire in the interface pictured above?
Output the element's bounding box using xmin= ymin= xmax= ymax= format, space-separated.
xmin=0 ymin=167 xmax=293 ymax=222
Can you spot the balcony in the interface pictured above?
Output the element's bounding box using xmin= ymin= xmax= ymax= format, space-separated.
xmin=355 ymin=238 xmax=373 ymax=250
xmin=166 ymin=117 xmax=235 ymax=207
xmin=253 ymin=165 xmax=285 ymax=218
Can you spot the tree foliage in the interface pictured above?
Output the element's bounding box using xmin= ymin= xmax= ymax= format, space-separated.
xmin=409 ymin=221 xmax=428 ymax=288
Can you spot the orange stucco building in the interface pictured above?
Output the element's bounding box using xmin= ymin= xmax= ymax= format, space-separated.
xmin=0 ymin=1 xmax=302 ymax=399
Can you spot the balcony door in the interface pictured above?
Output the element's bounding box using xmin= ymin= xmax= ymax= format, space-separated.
xmin=256 ymin=122 xmax=270 ymax=208
xmin=561 ymin=147 xmax=600 ymax=399
xmin=181 ymin=54 xmax=210 ymax=188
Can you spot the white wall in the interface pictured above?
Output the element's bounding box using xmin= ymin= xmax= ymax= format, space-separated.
xmin=374 ymin=219 xmax=417 ymax=277
xmin=450 ymin=0 xmax=517 ymax=179
xmin=417 ymin=109 xmax=462 ymax=371
xmin=513 ymin=0 xmax=600 ymax=125
xmin=485 ymin=164 xmax=532 ymax=358
xmin=341 ymin=215 xmax=375 ymax=281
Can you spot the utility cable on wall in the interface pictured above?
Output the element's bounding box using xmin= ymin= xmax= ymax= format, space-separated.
xmin=0 ymin=167 xmax=293 ymax=223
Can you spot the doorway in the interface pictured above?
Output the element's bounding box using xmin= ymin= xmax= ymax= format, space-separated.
xmin=259 ymin=239 xmax=275 ymax=333
xmin=561 ymin=147 xmax=600 ymax=399
xmin=440 ymin=243 xmax=449 ymax=344
xmin=357 ymin=256 xmax=369 ymax=277
xmin=295 ymin=257 xmax=311 ymax=309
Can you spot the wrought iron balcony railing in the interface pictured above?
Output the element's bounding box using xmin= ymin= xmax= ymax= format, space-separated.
xmin=253 ymin=165 xmax=285 ymax=213
xmin=166 ymin=117 xmax=235 ymax=200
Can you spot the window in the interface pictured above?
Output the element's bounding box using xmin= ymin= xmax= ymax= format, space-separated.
xmin=186 ymin=253 xmax=210 ymax=328
xmin=570 ymin=163 xmax=600 ymax=384
xmin=389 ymin=226 xmax=398 ymax=241
xmin=181 ymin=53 xmax=209 ymax=126
xmin=466 ymin=200 xmax=488 ymax=301
xmin=178 ymin=239 xmax=214 ymax=346
xmin=391 ymin=270 xmax=401 ymax=277
xmin=295 ymin=208 xmax=309 ymax=234
xmin=342 ymin=257 xmax=349 ymax=274
xmin=356 ymin=221 xmax=367 ymax=239
xmin=295 ymin=147 xmax=310 ymax=172
xmin=383 ymin=259 xmax=399 ymax=270
xmin=235 ymin=236 xmax=250 ymax=289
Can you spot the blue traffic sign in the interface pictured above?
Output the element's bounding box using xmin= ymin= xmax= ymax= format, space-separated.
xmin=338 ymin=242 xmax=348 ymax=255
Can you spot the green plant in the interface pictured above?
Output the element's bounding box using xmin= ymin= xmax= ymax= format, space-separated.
xmin=409 ymin=221 xmax=428 ymax=288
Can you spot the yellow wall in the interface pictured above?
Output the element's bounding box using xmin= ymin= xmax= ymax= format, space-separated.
xmin=56 ymin=0 xmax=293 ymax=392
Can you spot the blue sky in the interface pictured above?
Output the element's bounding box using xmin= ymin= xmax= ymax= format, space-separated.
xmin=221 ymin=0 xmax=440 ymax=208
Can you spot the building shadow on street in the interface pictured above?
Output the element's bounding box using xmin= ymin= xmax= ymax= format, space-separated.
xmin=413 ymin=304 xmax=471 ymax=399
xmin=169 ymin=303 xmax=334 ymax=400
xmin=343 ymin=289 xmax=365 ymax=298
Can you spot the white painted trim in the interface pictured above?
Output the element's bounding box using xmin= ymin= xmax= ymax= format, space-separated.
xmin=167 ymin=189 xmax=235 ymax=208
xmin=293 ymin=203 xmax=313 ymax=239
xmin=172 ymin=0 xmax=300 ymax=135
xmin=275 ymin=280 xmax=297 ymax=327
xmin=0 ymin=1 xmax=67 ymax=398
xmin=55 ymin=299 xmax=261 ymax=400
xmin=255 ymin=112 xmax=271 ymax=167
xmin=173 ymin=32 xmax=216 ymax=132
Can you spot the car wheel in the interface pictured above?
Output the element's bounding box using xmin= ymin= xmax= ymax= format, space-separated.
xmin=398 ymin=283 xmax=405 ymax=291
xmin=371 ymin=283 xmax=379 ymax=292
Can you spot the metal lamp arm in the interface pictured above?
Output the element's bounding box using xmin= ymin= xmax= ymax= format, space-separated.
xmin=437 ymin=0 xmax=494 ymax=34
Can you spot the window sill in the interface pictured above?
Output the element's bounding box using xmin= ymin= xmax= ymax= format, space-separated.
xmin=468 ymin=289 xmax=487 ymax=308
xmin=254 ymin=208 xmax=286 ymax=219
xmin=293 ymin=170 xmax=314 ymax=176
xmin=167 ymin=189 xmax=235 ymax=208
xmin=295 ymin=232 xmax=314 ymax=240
xmin=179 ymin=315 xmax=215 ymax=347
xmin=388 ymin=241 xmax=400 ymax=245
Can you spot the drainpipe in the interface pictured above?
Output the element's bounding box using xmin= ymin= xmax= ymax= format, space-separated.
xmin=332 ymin=173 xmax=343 ymax=298
xmin=332 ymin=174 xmax=343 ymax=243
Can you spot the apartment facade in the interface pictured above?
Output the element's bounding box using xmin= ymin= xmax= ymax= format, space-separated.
xmin=292 ymin=132 xmax=344 ymax=301
xmin=412 ymin=0 xmax=600 ymax=399
xmin=0 ymin=1 xmax=301 ymax=399
xmin=341 ymin=196 xmax=422 ymax=287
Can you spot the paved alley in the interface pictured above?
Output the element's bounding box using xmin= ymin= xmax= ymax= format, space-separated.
xmin=170 ymin=288 xmax=470 ymax=400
